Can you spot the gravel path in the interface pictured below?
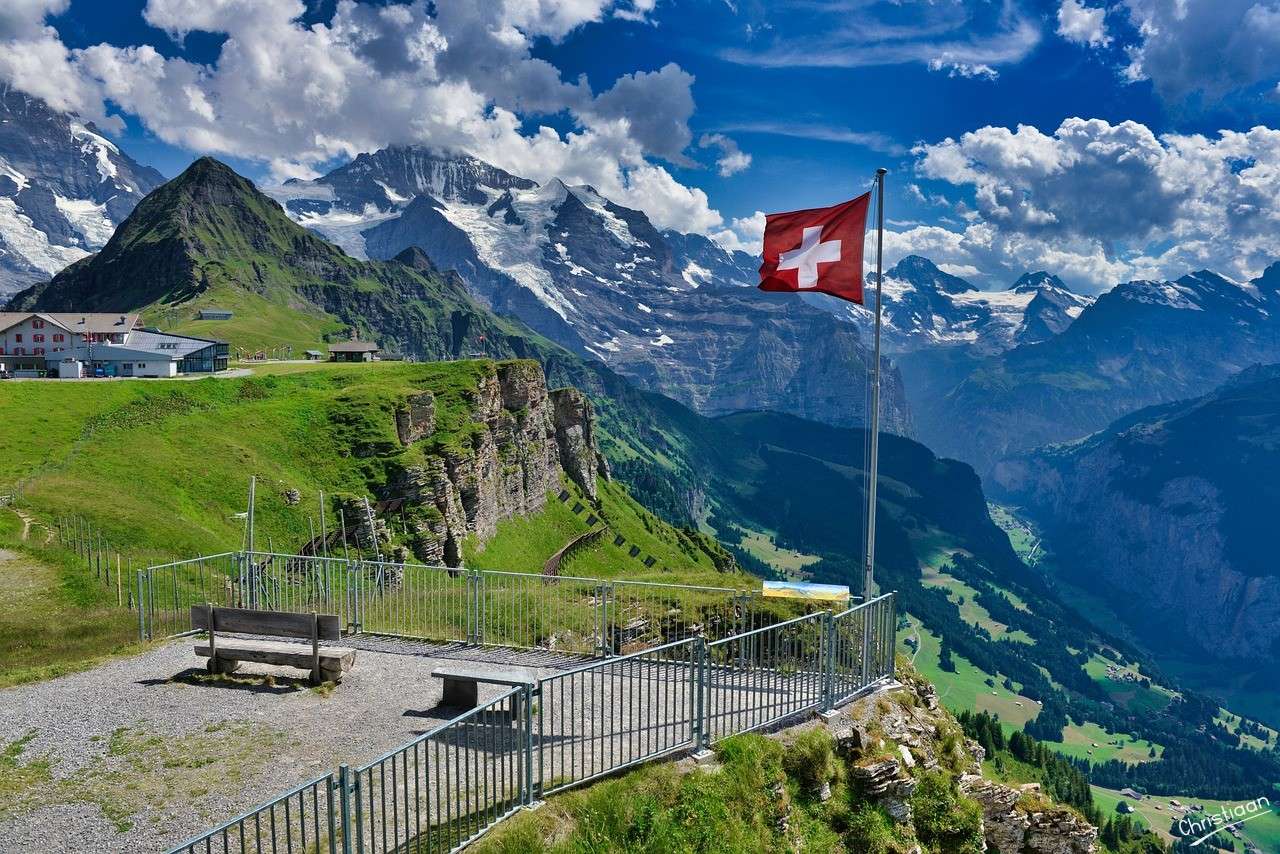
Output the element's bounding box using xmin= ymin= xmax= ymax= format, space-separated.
xmin=0 ymin=639 xmax=577 ymax=854
xmin=0 ymin=636 xmax=824 ymax=853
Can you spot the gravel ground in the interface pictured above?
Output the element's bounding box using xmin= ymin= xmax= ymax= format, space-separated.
xmin=0 ymin=638 xmax=576 ymax=854
xmin=0 ymin=636 xmax=824 ymax=853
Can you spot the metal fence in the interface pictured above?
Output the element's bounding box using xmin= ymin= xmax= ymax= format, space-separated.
xmin=166 ymin=590 xmax=897 ymax=854
xmin=136 ymin=551 xmax=800 ymax=655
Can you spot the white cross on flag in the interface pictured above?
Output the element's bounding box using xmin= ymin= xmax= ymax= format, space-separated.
xmin=758 ymin=192 xmax=870 ymax=304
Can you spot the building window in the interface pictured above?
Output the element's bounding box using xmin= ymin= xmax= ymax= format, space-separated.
xmin=14 ymin=347 xmax=23 ymax=355
xmin=52 ymin=333 xmax=64 ymax=342
xmin=32 ymin=319 xmax=43 ymax=329
xmin=14 ymin=334 xmax=21 ymax=342
xmin=32 ymin=334 xmax=43 ymax=342
xmin=33 ymin=347 xmax=44 ymax=355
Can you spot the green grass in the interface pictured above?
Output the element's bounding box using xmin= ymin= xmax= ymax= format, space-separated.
xmin=903 ymin=621 xmax=1041 ymax=730
xmin=733 ymin=526 xmax=819 ymax=577
xmin=1083 ymin=654 xmax=1176 ymax=716
xmin=0 ymin=535 xmax=142 ymax=688
xmin=1047 ymin=721 xmax=1162 ymax=765
xmin=1093 ymin=785 xmax=1280 ymax=851
xmin=918 ymin=557 xmax=1033 ymax=644
xmin=146 ymin=284 xmax=347 ymax=357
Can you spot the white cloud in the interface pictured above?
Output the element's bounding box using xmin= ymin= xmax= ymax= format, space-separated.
xmin=0 ymin=0 xmax=740 ymax=239
xmin=1056 ymin=0 xmax=1111 ymax=47
xmin=718 ymin=121 xmax=905 ymax=155
xmin=1121 ymin=0 xmax=1280 ymax=100
xmin=698 ymin=133 xmax=752 ymax=177
xmin=910 ymin=118 xmax=1280 ymax=289
xmin=928 ymin=58 xmax=999 ymax=80
xmin=722 ymin=0 xmax=1041 ymax=75
xmin=711 ymin=210 xmax=766 ymax=253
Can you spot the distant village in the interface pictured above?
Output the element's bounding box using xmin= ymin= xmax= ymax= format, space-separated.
xmin=0 ymin=309 xmax=383 ymax=379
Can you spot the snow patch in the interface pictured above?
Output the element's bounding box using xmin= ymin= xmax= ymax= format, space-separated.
xmin=681 ymin=261 xmax=711 ymax=288
xmin=294 ymin=203 xmax=398 ymax=259
xmin=0 ymin=196 xmax=89 ymax=275
xmin=650 ymin=332 xmax=674 ymax=347
xmin=69 ymin=121 xmax=119 ymax=183
xmin=637 ymin=303 xmax=652 ymax=313
xmin=0 ymin=157 xmax=29 ymax=191
xmin=53 ymin=195 xmax=115 ymax=247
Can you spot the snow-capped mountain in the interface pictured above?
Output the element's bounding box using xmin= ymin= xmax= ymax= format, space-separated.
xmin=273 ymin=146 xmax=911 ymax=433
xmin=0 ymin=88 xmax=164 ymax=295
xmin=822 ymin=256 xmax=1094 ymax=355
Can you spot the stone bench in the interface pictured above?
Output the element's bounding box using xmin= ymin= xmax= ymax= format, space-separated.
xmin=430 ymin=665 xmax=538 ymax=715
xmin=191 ymin=604 xmax=355 ymax=685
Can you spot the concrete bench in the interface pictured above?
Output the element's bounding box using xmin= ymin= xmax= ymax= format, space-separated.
xmin=191 ymin=604 xmax=355 ymax=685
xmin=430 ymin=665 xmax=537 ymax=713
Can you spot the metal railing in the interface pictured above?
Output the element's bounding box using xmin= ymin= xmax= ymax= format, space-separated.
xmin=166 ymin=590 xmax=897 ymax=854
xmin=349 ymin=687 xmax=531 ymax=854
xmin=169 ymin=772 xmax=340 ymax=854
xmin=137 ymin=551 xmax=785 ymax=655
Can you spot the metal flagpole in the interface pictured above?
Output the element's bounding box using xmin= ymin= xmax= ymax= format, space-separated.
xmin=864 ymin=168 xmax=887 ymax=599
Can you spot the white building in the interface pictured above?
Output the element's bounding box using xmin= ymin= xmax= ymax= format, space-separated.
xmin=0 ymin=313 xmax=228 ymax=378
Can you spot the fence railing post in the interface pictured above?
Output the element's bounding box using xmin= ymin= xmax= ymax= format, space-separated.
xmin=889 ymin=593 xmax=898 ymax=681
xmin=822 ymin=610 xmax=835 ymax=712
xmin=693 ymin=636 xmax=708 ymax=751
xmin=135 ymin=569 xmax=147 ymax=641
xmin=523 ymin=683 xmax=536 ymax=805
xmin=861 ymin=602 xmax=872 ymax=688
xmin=337 ymin=764 xmax=353 ymax=854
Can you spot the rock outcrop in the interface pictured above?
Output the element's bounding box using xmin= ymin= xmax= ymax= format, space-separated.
xmin=387 ymin=361 xmax=608 ymax=565
xmin=960 ymin=776 xmax=1099 ymax=854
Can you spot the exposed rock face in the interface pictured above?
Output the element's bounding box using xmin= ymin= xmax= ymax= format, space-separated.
xmin=827 ymin=668 xmax=1097 ymax=854
xmin=0 ymin=89 xmax=165 ymax=295
xmin=960 ymin=776 xmax=1099 ymax=854
xmin=389 ymin=361 xmax=607 ymax=565
xmin=276 ymin=146 xmax=914 ymax=435
xmin=994 ymin=364 xmax=1280 ymax=662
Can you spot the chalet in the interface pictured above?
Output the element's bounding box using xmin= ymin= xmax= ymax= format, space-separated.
xmin=328 ymin=340 xmax=381 ymax=363
xmin=1119 ymin=788 xmax=1144 ymax=800
xmin=197 ymin=308 xmax=234 ymax=320
xmin=0 ymin=312 xmax=227 ymax=378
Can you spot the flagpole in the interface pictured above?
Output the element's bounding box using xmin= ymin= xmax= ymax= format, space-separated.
xmin=864 ymin=168 xmax=887 ymax=600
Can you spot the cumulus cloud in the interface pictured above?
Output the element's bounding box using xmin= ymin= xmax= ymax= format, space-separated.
xmin=1056 ymin=0 xmax=1110 ymax=47
xmin=698 ymin=133 xmax=752 ymax=177
xmin=927 ymin=58 xmax=998 ymax=80
xmin=907 ymin=118 xmax=1280 ymax=289
xmin=1121 ymin=0 xmax=1280 ymax=100
xmin=711 ymin=210 xmax=766 ymax=254
xmin=0 ymin=0 xmax=731 ymax=236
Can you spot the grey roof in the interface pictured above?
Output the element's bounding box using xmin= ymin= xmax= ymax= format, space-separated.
xmin=0 ymin=312 xmax=140 ymax=335
xmin=45 ymin=344 xmax=181 ymax=363
xmin=126 ymin=329 xmax=221 ymax=358
xmin=328 ymin=340 xmax=380 ymax=352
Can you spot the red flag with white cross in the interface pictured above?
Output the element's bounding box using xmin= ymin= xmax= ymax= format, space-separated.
xmin=757 ymin=193 xmax=871 ymax=304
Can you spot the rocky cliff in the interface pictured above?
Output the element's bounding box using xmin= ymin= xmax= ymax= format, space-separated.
xmin=355 ymin=360 xmax=608 ymax=566
xmin=994 ymin=364 xmax=1280 ymax=664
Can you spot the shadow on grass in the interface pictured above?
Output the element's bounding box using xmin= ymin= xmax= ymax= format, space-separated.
xmin=140 ymin=667 xmax=329 ymax=695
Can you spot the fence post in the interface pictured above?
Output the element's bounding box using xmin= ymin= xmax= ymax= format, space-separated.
xmin=523 ymin=683 xmax=536 ymax=805
xmin=135 ymin=569 xmax=147 ymax=641
xmin=693 ymin=636 xmax=708 ymax=751
xmin=822 ymin=610 xmax=835 ymax=712
xmin=337 ymin=764 xmax=353 ymax=854
xmin=861 ymin=601 xmax=873 ymax=688
xmin=889 ymin=593 xmax=898 ymax=681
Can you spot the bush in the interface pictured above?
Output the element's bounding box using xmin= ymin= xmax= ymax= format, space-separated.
xmin=784 ymin=729 xmax=842 ymax=797
xmin=910 ymin=770 xmax=985 ymax=854
xmin=844 ymin=804 xmax=918 ymax=854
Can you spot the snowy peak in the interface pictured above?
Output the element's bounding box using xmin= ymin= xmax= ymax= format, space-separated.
xmin=888 ymin=255 xmax=977 ymax=294
xmin=1012 ymin=270 xmax=1070 ymax=294
xmin=0 ymin=88 xmax=164 ymax=294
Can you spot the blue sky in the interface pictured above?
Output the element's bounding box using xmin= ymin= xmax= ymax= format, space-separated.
xmin=5 ymin=0 xmax=1280 ymax=290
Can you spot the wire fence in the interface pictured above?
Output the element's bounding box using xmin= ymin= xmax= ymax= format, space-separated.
xmin=54 ymin=514 xmax=140 ymax=608
xmin=165 ymin=583 xmax=898 ymax=854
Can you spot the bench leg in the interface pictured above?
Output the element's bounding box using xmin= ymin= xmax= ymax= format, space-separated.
xmin=441 ymin=676 xmax=479 ymax=709
xmin=206 ymin=657 xmax=240 ymax=676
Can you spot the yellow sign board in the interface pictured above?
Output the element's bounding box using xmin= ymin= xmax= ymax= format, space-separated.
xmin=761 ymin=581 xmax=850 ymax=602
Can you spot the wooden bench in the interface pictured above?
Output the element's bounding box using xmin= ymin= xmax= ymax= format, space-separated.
xmin=430 ymin=665 xmax=537 ymax=713
xmin=192 ymin=604 xmax=356 ymax=685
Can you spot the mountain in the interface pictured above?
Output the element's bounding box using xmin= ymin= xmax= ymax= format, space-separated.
xmin=0 ymin=88 xmax=164 ymax=295
xmin=924 ymin=266 xmax=1280 ymax=476
xmin=818 ymin=256 xmax=1093 ymax=356
xmin=272 ymin=146 xmax=911 ymax=433
xmin=6 ymin=157 xmax=548 ymax=360
xmin=994 ymin=364 xmax=1280 ymax=707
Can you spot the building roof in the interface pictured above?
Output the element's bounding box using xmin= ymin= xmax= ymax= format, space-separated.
xmin=304 ymin=349 xmax=325 ymax=356
xmin=126 ymin=329 xmax=223 ymax=358
xmin=47 ymin=344 xmax=181 ymax=363
xmin=328 ymin=340 xmax=380 ymax=352
xmin=0 ymin=312 xmax=140 ymax=335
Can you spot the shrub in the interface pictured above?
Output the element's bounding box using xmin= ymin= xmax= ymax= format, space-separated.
xmin=844 ymin=803 xmax=918 ymax=854
xmin=910 ymin=770 xmax=985 ymax=854
xmin=784 ymin=729 xmax=842 ymax=797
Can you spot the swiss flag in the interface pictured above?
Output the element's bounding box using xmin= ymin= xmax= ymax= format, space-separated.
xmin=758 ymin=193 xmax=870 ymax=304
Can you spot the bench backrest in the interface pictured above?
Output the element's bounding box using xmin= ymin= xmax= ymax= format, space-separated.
xmin=191 ymin=605 xmax=342 ymax=641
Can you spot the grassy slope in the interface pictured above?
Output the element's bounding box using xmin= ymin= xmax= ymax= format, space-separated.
xmin=1092 ymin=785 xmax=1280 ymax=851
